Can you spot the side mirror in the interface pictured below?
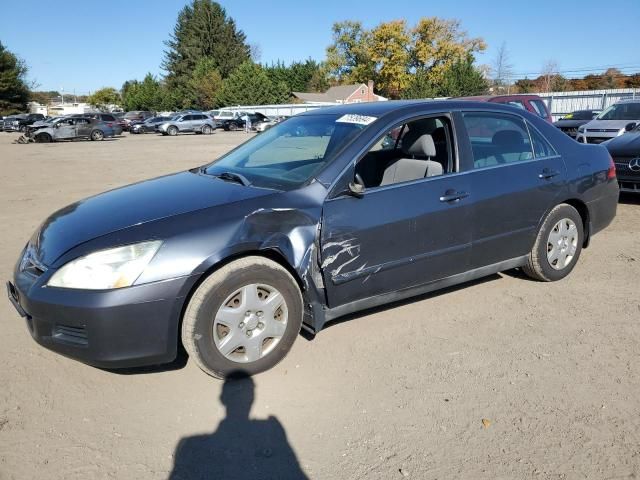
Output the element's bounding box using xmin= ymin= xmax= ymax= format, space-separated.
xmin=624 ymin=122 xmax=637 ymax=132
xmin=348 ymin=173 xmax=365 ymax=198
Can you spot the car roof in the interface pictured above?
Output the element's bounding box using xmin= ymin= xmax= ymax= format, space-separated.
xmin=297 ymin=99 xmax=538 ymax=118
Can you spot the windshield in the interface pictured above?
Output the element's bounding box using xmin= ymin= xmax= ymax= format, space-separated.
xmin=597 ymin=102 xmax=640 ymax=121
xmin=203 ymin=113 xmax=372 ymax=190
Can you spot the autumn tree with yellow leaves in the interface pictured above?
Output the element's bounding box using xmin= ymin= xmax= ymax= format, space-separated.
xmin=326 ymin=17 xmax=487 ymax=99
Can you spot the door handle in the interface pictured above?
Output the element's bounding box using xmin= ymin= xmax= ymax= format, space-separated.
xmin=439 ymin=191 xmax=469 ymax=203
xmin=539 ymin=169 xmax=560 ymax=180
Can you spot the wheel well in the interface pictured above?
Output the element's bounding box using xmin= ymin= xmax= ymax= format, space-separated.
xmin=563 ymin=199 xmax=590 ymax=247
xmin=175 ymin=249 xmax=305 ymax=351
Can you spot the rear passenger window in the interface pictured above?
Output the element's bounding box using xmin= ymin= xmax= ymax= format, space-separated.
xmin=527 ymin=123 xmax=557 ymax=158
xmin=462 ymin=112 xmax=533 ymax=169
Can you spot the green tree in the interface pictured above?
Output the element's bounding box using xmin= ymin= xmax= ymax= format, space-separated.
xmin=325 ymin=17 xmax=486 ymax=99
xmin=215 ymin=62 xmax=289 ymax=107
xmin=264 ymin=59 xmax=329 ymax=94
xmin=402 ymin=55 xmax=487 ymax=99
xmin=162 ymin=0 xmax=249 ymax=91
xmin=189 ymin=58 xmax=223 ymax=110
xmin=0 ymin=41 xmax=29 ymax=115
xmin=87 ymin=87 xmax=121 ymax=110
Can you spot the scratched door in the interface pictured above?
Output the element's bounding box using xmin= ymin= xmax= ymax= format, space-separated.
xmin=320 ymin=174 xmax=472 ymax=308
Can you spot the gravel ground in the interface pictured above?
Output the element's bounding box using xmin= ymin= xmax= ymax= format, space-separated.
xmin=0 ymin=131 xmax=639 ymax=480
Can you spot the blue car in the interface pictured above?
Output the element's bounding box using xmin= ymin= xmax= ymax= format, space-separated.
xmin=7 ymin=100 xmax=619 ymax=378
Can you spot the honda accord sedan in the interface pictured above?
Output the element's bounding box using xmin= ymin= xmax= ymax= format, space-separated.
xmin=7 ymin=101 xmax=619 ymax=378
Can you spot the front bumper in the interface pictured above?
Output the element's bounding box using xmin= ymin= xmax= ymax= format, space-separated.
xmin=7 ymin=266 xmax=198 ymax=369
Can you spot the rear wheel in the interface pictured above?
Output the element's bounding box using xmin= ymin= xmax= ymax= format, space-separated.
xmin=90 ymin=130 xmax=104 ymax=141
xmin=202 ymin=125 xmax=213 ymax=135
xmin=228 ymin=123 xmax=238 ymax=131
xmin=523 ymin=204 xmax=583 ymax=282
xmin=181 ymin=256 xmax=303 ymax=379
xmin=167 ymin=126 xmax=178 ymax=136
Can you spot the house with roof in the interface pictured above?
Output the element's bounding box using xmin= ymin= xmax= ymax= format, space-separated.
xmin=293 ymin=80 xmax=386 ymax=104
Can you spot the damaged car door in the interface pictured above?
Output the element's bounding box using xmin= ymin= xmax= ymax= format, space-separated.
xmin=320 ymin=113 xmax=473 ymax=307
xmin=53 ymin=117 xmax=77 ymax=139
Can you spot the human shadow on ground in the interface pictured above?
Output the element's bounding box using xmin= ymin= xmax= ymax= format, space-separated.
xmin=168 ymin=374 xmax=309 ymax=480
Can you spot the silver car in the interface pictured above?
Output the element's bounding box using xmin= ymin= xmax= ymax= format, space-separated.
xmin=576 ymin=99 xmax=640 ymax=144
xmin=158 ymin=113 xmax=216 ymax=136
xmin=30 ymin=116 xmax=115 ymax=142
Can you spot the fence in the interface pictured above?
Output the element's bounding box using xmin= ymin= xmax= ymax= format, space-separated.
xmin=217 ymin=102 xmax=335 ymax=117
xmin=537 ymin=88 xmax=640 ymax=121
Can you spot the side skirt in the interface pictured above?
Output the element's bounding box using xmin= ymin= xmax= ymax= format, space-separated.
xmin=317 ymin=255 xmax=529 ymax=328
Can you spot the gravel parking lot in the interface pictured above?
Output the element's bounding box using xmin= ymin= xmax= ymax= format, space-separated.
xmin=1 ymin=131 xmax=639 ymax=479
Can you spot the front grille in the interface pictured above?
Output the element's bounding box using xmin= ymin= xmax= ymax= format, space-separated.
xmin=52 ymin=325 xmax=88 ymax=346
xmin=614 ymin=157 xmax=640 ymax=177
xmin=586 ymin=137 xmax=611 ymax=144
xmin=586 ymin=128 xmax=620 ymax=133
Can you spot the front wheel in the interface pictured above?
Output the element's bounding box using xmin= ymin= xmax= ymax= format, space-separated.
xmin=523 ymin=204 xmax=583 ymax=282
xmin=202 ymin=125 xmax=213 ymax=134
xmin=35 ymin=133 xmax=52 ymax=143
xmin=181 ymin=256 xmax=303 ymax=379
xmin=167 ymin=126 xmax=178 ymax=136
xmin=90 ymin=129 xmax=104 ymax=141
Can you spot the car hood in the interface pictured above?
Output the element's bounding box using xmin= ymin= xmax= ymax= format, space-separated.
xmin=605 ymin=132 xmax=640 ymax=157
xmin=33 ymin=171 xmax=274 ymax=265
xmin=582 ymin=119 xmax=638 ymax=131
xmin=554 ymin=119 xmax=588 ymax=128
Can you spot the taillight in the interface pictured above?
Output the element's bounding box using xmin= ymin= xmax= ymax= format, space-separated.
xmin=607 ymin=155 xmax=616 ymax=180
xmin=107 ymin=122 xmax=113 ymax=127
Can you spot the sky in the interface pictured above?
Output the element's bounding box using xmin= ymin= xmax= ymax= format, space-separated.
xmin=1 ymin=0 xmax=638 ymax=95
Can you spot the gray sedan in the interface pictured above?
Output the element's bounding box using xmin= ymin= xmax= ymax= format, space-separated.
xmin=31 ymin=116 xmax=115 ymax=142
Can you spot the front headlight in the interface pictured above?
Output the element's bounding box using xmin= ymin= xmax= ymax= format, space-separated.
xmin=47 ymin=240 xmax=162 ymax=290
xmin=577 ymin=125 xmax=585 ymax=133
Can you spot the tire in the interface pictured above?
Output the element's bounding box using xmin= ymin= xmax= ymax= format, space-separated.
xmin=35 ymin=133 xmax=52 ymax=143
xmin=202 ymin=125 xmax=212 ymax=135
xmin=228 ymin=123 xmax=238 ymax=131
xmin=523 ymin=204 xmax=583 ymax=282
xmin=182 ymin=256 xmax=303 ymax=379
xmin=19 ymin=125 xmax=26 ymax=133
xmin=90 ymin=130 xmax=104 ymax=141
xmin=167 ymin=126 xmax=178 ymax=136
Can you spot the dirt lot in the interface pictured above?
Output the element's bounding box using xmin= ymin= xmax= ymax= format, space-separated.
xmin=1 ymin=130 xmax=639 ymax=479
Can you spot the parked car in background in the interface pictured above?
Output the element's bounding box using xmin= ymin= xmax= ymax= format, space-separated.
xmin=553 ymin=110 xmax=599 ymax=138
xmin=213 ymin=110 xmax=245 ymax=128
xmin=29 ymin=116 xmax=115 ymax=142
xmin=3 ymin=113 xmax=46 ymax=132
xmin=457 ymin=94 xmax=552 ymax=122
xmin=576 ymin=99 xmax=640 ymax=144
xmin=83 ymin=112 xmax=123 ymax=135
xmin=123 ymin=111 xmax=154 ymax=131
xmin=604 ymin=123 xmax=640 ymax=193
xmin=130 ymin=116 xmax=173 ymax=134
xmin=158 ymin=113 xmax=216 ymax=136
xmin=222 ymin=112 xmax=269 ymax=131
xmin=7 ymin=100 xmax=619 ymax=378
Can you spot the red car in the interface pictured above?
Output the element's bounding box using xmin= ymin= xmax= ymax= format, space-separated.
xmin=457 ymin=94 xmax=552 ymax=122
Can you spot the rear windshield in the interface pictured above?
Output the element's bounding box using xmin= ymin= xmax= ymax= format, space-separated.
xmin=597 ymin=102 xmax=640 ymax=120
xmin=204 ymin=113 xmax=372 ymax=190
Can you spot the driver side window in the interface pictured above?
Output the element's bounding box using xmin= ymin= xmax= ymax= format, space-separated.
xmin=355 ymin=115 xmax=455 ymax=188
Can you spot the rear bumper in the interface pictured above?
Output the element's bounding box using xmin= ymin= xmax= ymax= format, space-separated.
xmin=587 ymin=185 xmax=619 ymax=236
xmin=7 ymin=269 xmax=198 ymax=369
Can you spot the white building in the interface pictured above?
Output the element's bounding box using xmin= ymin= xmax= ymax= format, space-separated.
xmin=47 ymin=102 xmax=92 ymax=116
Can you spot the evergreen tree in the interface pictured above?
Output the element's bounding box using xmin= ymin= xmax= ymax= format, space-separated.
xmin=162 ymin=0 xmax=249 ymax=91
xmin=0 ymin=41 xmax=29 ymax=115
xmin=215 ymin=62 xmax=289 ymax=107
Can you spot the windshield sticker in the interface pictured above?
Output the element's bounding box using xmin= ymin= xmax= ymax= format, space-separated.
xmin=336 ymin=114 xmax=377 ymax=126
